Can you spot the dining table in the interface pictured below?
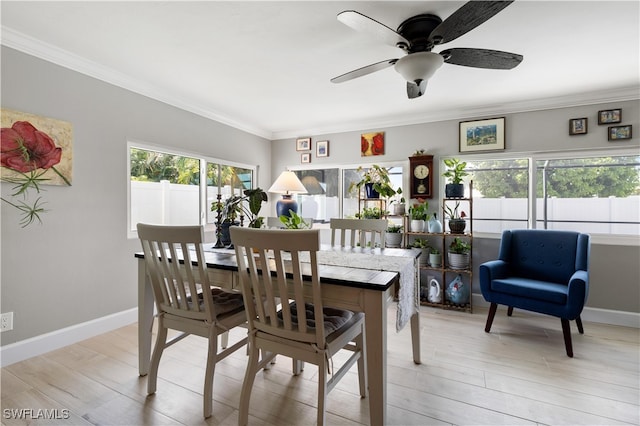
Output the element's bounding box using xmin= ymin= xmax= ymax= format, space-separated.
xmin=135 ymin=244 xmax=421 ymax=425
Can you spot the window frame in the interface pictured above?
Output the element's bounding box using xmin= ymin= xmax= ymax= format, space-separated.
xmin=444 ymin=147 xmax=640 ymax=246
xmin=127 ymin=140 xmax=257 ymax=239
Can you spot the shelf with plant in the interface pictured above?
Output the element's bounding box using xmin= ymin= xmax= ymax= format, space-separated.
xmin=349 ymin=164 xmax=401 ymax=199
xmin=442 ymin=158 xmax=468 ymax=198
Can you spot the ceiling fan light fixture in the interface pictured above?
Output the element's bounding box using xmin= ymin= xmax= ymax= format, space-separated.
xmin=394 ymin=52 xmax=444 ymax=85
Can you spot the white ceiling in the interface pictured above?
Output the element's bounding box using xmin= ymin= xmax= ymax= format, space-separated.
xmin=2 ymin=1 xmax=639 ymax=140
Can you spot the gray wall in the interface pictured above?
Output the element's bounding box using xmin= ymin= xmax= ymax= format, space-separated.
xmin=1 ymin=47 xmax=271 ymax=345
xmin=1 ymin=46 xmax=638 ymax=349
xmin=272 ymin=101 xmax=640 ymax=314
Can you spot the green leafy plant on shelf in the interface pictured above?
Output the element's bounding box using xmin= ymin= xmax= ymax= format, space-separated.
xmin=356 ymin=206 xmax=388 ymax=219
xmin=449 ymin=237 xmax=471 ymax=254
xmin=349 ymin=164 xmax=401 ymax=198
xmin=442 ymin=158 xmax=468 ymax=184
xmin=409 ymin=199 xmax=429 ymax=221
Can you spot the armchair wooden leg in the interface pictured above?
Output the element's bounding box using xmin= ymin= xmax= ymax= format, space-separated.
xmin=561 ymin=318 xmax=574 ymax=358
xmin=485 ymin=303 xmax=498 ymax=332
xmin=576 ymin=315 xmax=584 ymax=334
xmin=507 ymin=306 xmax=514 ymax=317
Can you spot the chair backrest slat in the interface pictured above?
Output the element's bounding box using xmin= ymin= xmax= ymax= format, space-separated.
xmin=231 ymin=228 xmax=324 ymax=344
xmin=137 ymin=223 xmax=214 ymax=321
xmin=330 ymin=218 xmax=387 ymax=248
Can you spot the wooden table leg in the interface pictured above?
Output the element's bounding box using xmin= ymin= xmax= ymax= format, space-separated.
xmin=138 ymin=259 xmax=154 ymax=376
xmin=364 ymin=288 xmax=388 ymax=426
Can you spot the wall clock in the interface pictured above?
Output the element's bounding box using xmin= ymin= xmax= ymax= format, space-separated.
xmin=409 ymin=154 xmax=434 ymax=199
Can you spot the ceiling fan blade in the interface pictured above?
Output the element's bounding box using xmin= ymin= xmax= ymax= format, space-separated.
xmin=441 ymin=48 xmax=523 ymax=69
xmin=338 ymin=10 xmax=410 ymax=50
xmin=407 ymin=80 xmax=428 ymax=99
xmin=429 ymin=1 xmax=514 ymax=45
xmin=331 ymin=59 xmax=398 ymax=83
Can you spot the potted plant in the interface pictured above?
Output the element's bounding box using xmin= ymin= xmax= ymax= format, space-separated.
xmin=429 ymin=247 xmax=442 ymax=267
xmin=356 ymin=206 xmax=387 ymax=219
xmin=444 ymin=201 xmax=467 ymax=234
xmin=223 ymin=187 xmax=268 ymax=230
xmin=442 ymin=158 xmax=468 ymax=198
xmin=279 ymin=210 xmax=311 ymax=229
xmin=448 ymin=237 xmax=471 ymax=269
xmin=408 ymin=199 xmax=429 ymax=232
xmin=212 ymin=199 xmax=244 ymax=246
xmin=349 ymin=164 xmax=400 ymax=199
xmin=411 ymin=238 xmax=430 ymax=265
xmin=390 ymin=188 xmax=406 ymax=215
xmin=385 ymin=223 xmax=403 ymax=248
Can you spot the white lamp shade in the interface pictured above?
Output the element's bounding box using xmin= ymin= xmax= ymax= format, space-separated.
xmin=268 ymin=171 xmax=307 ymax=194
xmin=394 ymin=52 xmax=444 ymax=83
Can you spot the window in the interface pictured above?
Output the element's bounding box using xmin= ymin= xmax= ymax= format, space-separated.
xmin=459 ymin=153 xmax=640 ymax=239
xmin=463 ymin=158 xmax=530 ymax=233
xmin=128 ymin=142 xmax=255 ymax=236
xmin=289 ymin=163 xmax=405 ymax=225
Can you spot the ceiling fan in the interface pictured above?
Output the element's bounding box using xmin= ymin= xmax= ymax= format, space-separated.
xmin=331 ymin=1 xmax=523 ymax=99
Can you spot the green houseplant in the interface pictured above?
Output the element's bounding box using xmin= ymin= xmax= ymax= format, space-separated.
xmin=411 ymin=238 xmax=430 ymax=265
xmin=356 ymin=206 xmax=387 ymax=219
xmin=442 ymin=158 xmax=468 ymax=198
xmin=350 ymin=165 xmax=400 ymax=199
xmin=223 ymin=187 xmax=268 ymax=229
xmin=429 ymin=247 xmax=442 ymax=267
xmin=448 ymin=237 xmax=471 ymax=269
xmin=444 ymin=201 xmax=467 ymax=234
xmin=408 ymin=199 xmax=429 ymax=232
xmin=279 ymin=210 xmax=311 ymax=229
xmin=385 ymin=222 xmax=403 ymax=248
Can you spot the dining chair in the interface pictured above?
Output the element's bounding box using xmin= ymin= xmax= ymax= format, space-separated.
xmin=137 ymin=223 xmax=248 ymax=418
xmin=230 ymin=227 xmax=368 ymax=426
xmin=330 ymin=218 xmax=387 ymax=248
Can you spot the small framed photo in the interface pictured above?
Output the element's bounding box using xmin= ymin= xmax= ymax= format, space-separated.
xmin=598 ymin=109 xmax=621 ymax=125
xmin=459 ymin=117 xmax=505 ymax=152
xmin=569 ymin=118 xmax=588 ymax=135
xmin=608 ymin=125 xmax=632 ymax=141
xmin=301 ymin=152 xmax=311 ymax=163
xmin=296 ymin=137 xmax=311 ymax=151
xmin=316 ymin=140 xmax=329 ymax=157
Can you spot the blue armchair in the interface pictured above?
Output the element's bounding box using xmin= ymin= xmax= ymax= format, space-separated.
xmin=479 ymin=229 xmax=590 ymax=357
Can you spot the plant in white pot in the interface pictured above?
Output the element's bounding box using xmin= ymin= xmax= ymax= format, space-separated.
xmin=408 ymin=199 xmax=428 ymax=232
xmin=385 ymin=223 xmax=403 ymax=248
xmin=447 ymin=237 xmax=471 ymax=269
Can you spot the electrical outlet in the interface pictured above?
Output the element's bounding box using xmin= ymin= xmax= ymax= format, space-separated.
xmin=1 ymin=312 xmax=14 ymax=332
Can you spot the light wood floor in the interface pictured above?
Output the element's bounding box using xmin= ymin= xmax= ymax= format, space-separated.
xmin=2 ymin=305 xmax=638 ymax=425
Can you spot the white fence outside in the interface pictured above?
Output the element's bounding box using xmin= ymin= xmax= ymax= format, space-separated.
xmin=131 ymin=180 xmax=640 ymax=236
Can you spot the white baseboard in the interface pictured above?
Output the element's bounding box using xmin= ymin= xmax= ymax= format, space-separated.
xmin=0 ymin=308 xmax=137 ymax=368
xmin=2 ymin=299 xmax=638 ymax=368
xmin=471 ymin=294 xmax=640 ymax=328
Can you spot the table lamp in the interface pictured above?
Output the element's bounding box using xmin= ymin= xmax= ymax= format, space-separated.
xmin=268 ymin=171 xmax=308 ymax=217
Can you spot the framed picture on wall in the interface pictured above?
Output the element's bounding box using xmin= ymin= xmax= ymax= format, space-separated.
xmin=301 ymin=152 xmax=311 ymax=163
xmin=608 ymin=125 xmax=632 ymax=141
xmin=459 ymin=117 xmax=505 ymax=152
xmin=296 ymin=137 xmax=311 ymax=151
xmin=569 ymin=118 xmax=588 ymax=135
xmin=316 ymin=140 xmax=329 ymax=157
xmin=598 ymin=109 xmax=621 ymax=125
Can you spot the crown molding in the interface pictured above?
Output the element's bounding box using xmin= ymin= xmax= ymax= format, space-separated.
xmin=271 ymin=86 xmax=640 ymax=140
xmin=1 ymin=27 xmax=273 ymax=140
xmin=3 ymin=27 xmax=638 ymax=142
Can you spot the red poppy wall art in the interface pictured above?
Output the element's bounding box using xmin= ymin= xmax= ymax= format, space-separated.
xmin=361 ymin=131 xmax=384 ymax=157
xmin=1 ymin=109 xmax=72 ymax=185
xmin=1 ymin=109 xmax=72 ymax=226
